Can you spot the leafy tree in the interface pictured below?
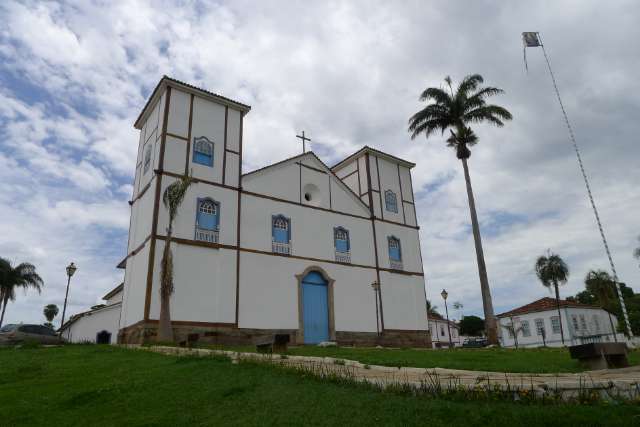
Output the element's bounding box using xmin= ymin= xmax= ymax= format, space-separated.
xmin=158 ymin=174 xmax=193 ymax=342
xmin=43 ymin=322 xmax=55 ymax=329
xmin=43 ymin=304 xmax=59 ymax=323
xmin=0 ymin=257 xmax=44 ymax=327
xmin=500 ymin=317 xmax=524 ymax=349
xmin=459 ymin=315 xmax=484 ymax=336
xmin=535 ymin=251 xmax=569 ymax=345
xmin=585 ymin=270 xmax=618 ymax=336
xmin=408 ymin=74 xmax=512 ymax=344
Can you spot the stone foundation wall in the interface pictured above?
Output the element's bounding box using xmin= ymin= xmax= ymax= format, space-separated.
xmin=118 ymin=322 xmax=431 ymax=348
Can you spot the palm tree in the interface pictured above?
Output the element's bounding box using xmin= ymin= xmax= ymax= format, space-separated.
xmin=43 ymin=304 xmax=59 ymax=324
xmin=426 ymin=299 xmax=440 ymax=317
xmin=408 ymin=74 xmax=512 ymax=344
xmin=585 ymin=269 xmax=618 ymax=339
xmin=535 ymin=251 xmax=569 ymax=345
xmin=158 ymin=174 xmax=193 ymax=342
xmin=0 ymin=257 xmax=44 ymax=327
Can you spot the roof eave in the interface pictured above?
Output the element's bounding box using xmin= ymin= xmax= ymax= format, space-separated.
xmin=134 ymin=76 xmax=251 ymax=130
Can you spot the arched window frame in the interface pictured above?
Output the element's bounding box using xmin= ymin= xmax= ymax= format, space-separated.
xmin=143 ymin=144 xmax=152 ymax=174
xmin=193 ymin=136 xmax=214 ymax=167
xmin=384 ymin=190 xmax=398 ymax=213
xmin=388 ymin=236 xmax=403 ymax=270
xmin=272 ymin=214 xmax=291 ymax=254
xmin=195 ymin=197 xmax=220 ymax=243
xmin=333 ymin=226 xmax=351 ymax=263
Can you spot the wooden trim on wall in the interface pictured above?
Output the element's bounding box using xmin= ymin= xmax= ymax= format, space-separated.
xmin=408 ymin=168 xmax=418 ymax=225
xmin=184 ymin=94 xmax=194 ymax=176
xmin=144 ymin=86 xmax=171 ymax=321
xmin=375 ymin=156 xmax=384 ymax=220
xmin=340 ymin=168 xmax=359 ymax=181
xmin=328 ymin=174 xmax=332 ymax=210
xmin=222 ymin=106 xmax=228 ymax=185
xmin=235 ymin=112 xmax=244 ymax=327
xmin=225 ymin=148 xmax=239 ymax=155
xmin=153 ymin=234 xmax=424 ymax=277
xmin=397 ymin=164 xmax=407 ymax=225
xmin=129 ymin=179 xmax=153 ymax=205
xmin=296 ymin=162 xmax=327 ymax=175
xmin=356 ymin=158 xmax=362 ymax=197
xmin=166 ymin=132 xmax=188 ymax=142
xmin=365 ymin=152 xmax=385 ymax=330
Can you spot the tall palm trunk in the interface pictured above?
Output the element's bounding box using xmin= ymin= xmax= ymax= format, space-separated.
xmin=553 ymin=282 xmax=565 ymax=345
xmin=460 ymin=157 xmax=498 ymax=344
xmin=0 ymin=294 xmax=9 ymax=327
xmin=158 ymin=225 xmax=174 ymax=342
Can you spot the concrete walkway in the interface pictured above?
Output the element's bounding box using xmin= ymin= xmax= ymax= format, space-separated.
xmin=132 ymin=345 xmax=640 ymax=400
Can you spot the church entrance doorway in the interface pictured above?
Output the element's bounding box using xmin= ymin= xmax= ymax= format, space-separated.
xmin=301 ymin=271 xmax=329 ymax=344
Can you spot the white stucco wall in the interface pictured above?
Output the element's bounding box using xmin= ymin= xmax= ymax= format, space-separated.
xmin=238 ymin=251 xmax=380 ymax=332
xmin=147 ymin=241 xmax=237 ymax=324
xmin=62 ymin=303 xmax=121 ymax=344
xmin=379 ymin=271 xmax=428 ymax=331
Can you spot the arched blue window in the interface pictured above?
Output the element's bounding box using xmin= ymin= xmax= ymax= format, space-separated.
xmin=388 ymin=236 xmax=402 ymax=270
xmin=272 ymin=215 xmax=291 ymax=254
xmin=334 ymin=227 xmax=351 ymax=263
xmin=195 ymin=198 xmax=220 ymax=243
xmin=334 ymin=227 xmax=350 ymax=253
xmin=193 ymin=136 xmax=214 ymax=167
xmin=384 ymin=190 xmax=398 ymax=213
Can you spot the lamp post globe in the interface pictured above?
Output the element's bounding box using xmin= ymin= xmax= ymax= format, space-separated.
xmin=60 ymin=262 xmax=78 ymax=335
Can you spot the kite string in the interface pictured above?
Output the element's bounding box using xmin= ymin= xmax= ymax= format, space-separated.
xmin=539 ymin=39 xmax=633 ymax=338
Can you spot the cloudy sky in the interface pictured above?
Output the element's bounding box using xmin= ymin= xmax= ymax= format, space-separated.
xmin=1 ymin=0 xmax=639 ymax=326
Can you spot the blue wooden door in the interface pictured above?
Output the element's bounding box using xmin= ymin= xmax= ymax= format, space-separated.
xmin=302 ymin=271 xmax=329 ymax=344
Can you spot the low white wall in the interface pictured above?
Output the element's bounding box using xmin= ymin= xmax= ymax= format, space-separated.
xmin=62 ymin=303 xmax=121 ymax=344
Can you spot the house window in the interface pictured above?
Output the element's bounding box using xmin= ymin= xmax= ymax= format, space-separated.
xmin=535 ymin=318 xmax=545 ymax=336
xmin=143 ymin=144 xmax=152 ymax=174
xmin=334 ymin=227 xmax=351 ymax=263
xmin=193 ymin=136 xmax=214 ymax=167
xmin=195 ymin=199 xmax=220 ymax=243
xmin=521 ymin=320 xmax=531 ymax=337
xmin=593 ymin=315 xmax=600 ymax=333
xmin=551 ymin=316 xmax=561 ymax=334
xmin=579 ymin=314 xmax=588 ymax=332
xmin=384 ymin=190 xmax=398 ymax=213
xmin=272 ymin=215 xmax=291 ymax=254
xmin=571 ymin=315 xmax=580 ymax=331
xmin=388 ymin=236 xmax=402 ymax=270
xmin=440 ymin=326 xmax=445 ymax=337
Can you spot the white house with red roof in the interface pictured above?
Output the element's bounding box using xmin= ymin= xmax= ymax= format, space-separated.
xmin=497 ymin=297 xmax=622 ymax=348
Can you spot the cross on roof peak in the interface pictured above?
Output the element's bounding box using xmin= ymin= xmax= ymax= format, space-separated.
xmin=296 ymin=130 xmax=311 ymax=153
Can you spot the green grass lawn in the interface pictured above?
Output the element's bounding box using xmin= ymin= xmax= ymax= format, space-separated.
xmin=201 ymin=344 xmax=640 ymax=374
xmin=1 ymin=345 xmax=638 ymax=426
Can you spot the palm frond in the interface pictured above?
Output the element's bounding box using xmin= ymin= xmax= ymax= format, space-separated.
xmin=457 ymin=74 xmax=484 ymax=97
xmin=163 ymin=175 xmax=194 ymax=224
xmin=419 ymin=87 xmax=452 ymax=106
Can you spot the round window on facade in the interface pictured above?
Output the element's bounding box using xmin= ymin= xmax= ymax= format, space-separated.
xmin=302 ymin=183 xmax=322 ymax=206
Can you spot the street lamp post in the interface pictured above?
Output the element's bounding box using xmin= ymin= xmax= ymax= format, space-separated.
xmin=371 ymin=282 xmax=381 ymax=336
xmin=441 ymin=289 xmax=452 ymax=348
xmin=59 ymin=262 xmax=77 ymax=335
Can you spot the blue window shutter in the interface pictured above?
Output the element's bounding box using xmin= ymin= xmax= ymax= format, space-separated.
xmin=197 ymin=200 xmax=218 ymax=230
xmin=272 ymin=215 xmax=290 ymax=243
xmin=389 ymin=237 xmax=401 ymax=261
xmin=334 ymin=227 xmax=349 ymax=253
xmin=193 ymin=137 xmax=214 ymax=167
xmin=336 ymin=239 xmax=348 ymax=253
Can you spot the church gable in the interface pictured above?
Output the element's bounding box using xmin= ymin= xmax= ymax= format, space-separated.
xmin=242 ymin=152 xmax=370 ymax=216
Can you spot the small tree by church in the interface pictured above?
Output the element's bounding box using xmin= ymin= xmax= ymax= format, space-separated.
xmin=43 ymin=304 xmax=59 ymax=329
xmin=158 ymin=174 xmax=193 ymax=342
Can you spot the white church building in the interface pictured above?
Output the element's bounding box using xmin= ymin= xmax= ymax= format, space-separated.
xmin=116 ymin=76 xmax=429 ymax=346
